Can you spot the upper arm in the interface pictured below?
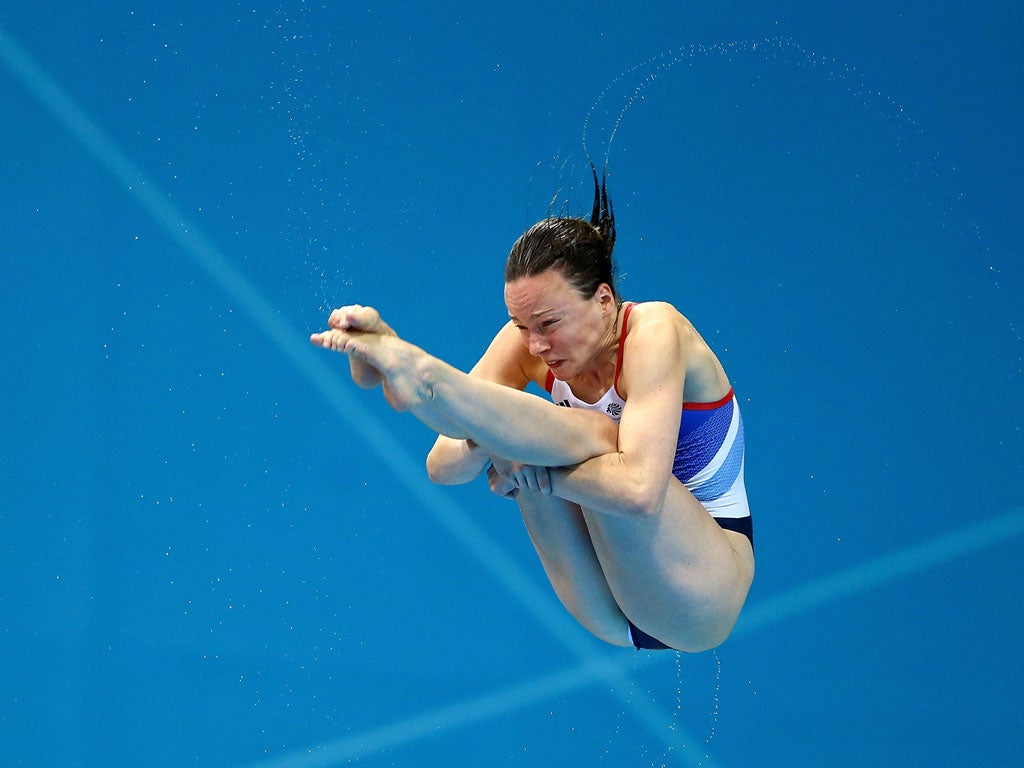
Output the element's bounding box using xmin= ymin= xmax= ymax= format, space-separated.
xmin=615 ymin=306 xmax=690 ymax=493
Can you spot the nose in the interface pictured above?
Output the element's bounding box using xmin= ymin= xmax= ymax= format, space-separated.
xmin=527 ymin=332 xmax=550 ymax=357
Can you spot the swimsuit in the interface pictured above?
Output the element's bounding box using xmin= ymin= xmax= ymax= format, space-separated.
xmin=544 ymin=302 xmax=753 ymax=649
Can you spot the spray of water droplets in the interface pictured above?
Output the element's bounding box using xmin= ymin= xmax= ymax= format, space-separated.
xmin=582 ymin=37 xmax=924 ymax=174
xmin=270 ymin=1 xmax=351 ymax=321
xmin=576 ymin=33 xmax=1012 ymax=353
xmin=576 ymin=35 xmax=1017 ymax=764
xmin=702 ymin=650 xmax=722 ymax=763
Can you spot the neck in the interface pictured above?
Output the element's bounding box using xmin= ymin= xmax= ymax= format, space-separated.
xmin=570 ymin=302 xmax=625 ymax=390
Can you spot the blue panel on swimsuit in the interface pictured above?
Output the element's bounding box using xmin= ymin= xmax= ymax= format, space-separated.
xmin=691 ymin=420 xmax=744 ymax=502
xmin=672 ymin=398 xmax=735 ymax=482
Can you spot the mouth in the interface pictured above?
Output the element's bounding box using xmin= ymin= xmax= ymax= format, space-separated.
xmin=546 ymin=359 xmax=565 ymax=371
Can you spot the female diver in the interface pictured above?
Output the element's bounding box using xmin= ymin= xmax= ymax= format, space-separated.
xmin=310 ymin=172 xmax=754 ymax=652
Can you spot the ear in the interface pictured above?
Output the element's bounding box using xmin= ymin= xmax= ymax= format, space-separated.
xmin=594 ymin=283 xmax=616 ymax=313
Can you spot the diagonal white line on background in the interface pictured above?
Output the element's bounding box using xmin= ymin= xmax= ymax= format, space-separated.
xmin=245 ymin=503 xmax=1024 ymax=765
xmin=243 ymin=655 xmax=623 ymax=768
xmin=15 ymin=20 xmax=1019 ymax=768
xmin=734 ymin=503 xmax=1024 ymax=634
xmin=0 ymin=23 xmax=709 ymax=767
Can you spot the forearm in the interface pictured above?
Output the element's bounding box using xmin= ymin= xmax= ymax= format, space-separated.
xmin=426 ymin=437 xmax=490 ymax=485
xmin=550 ymin=452 xmax=667 ymax=519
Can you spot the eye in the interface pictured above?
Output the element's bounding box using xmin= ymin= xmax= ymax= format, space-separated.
xmin=541 ymin=318 xmax=559 ymax=328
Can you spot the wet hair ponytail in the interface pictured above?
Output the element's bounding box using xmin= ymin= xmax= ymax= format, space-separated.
xmin=589 ymin=161 xmax=615 ymax=257
xmin=505 ymin=162 xmax=619 ymax=304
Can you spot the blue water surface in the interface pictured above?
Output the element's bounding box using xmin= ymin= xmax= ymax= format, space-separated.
xmin=1 ymin=2 xmax=1021 ymax=766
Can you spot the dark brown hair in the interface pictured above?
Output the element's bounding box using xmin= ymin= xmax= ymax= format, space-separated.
xmin=505 ymin=164 xmax=618 ymax=302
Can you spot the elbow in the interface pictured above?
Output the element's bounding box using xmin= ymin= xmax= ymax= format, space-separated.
xmin=620 ymin=476 xmax=668 ymax=519
xmin=426 ymin=465 xmax=456 ymax=486
xmin=604 ymin=454 xmax=668 ymax=518
xmin=627 ymin=498 xmax=663 ymax=520
xmin=425 ymin=451 xmax=452 ymax=485
xmin=426 ymin=442 xmax=479 ymax=485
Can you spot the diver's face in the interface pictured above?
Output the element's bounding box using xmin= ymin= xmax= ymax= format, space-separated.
xmin=504 ymin=269 xmax=615 ymax=379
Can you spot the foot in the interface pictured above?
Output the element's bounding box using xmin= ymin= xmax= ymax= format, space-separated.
xmin=311 ymin=307 xmax=432 ymax=411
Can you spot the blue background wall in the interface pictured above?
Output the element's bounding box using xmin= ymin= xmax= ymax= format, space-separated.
xmin=1 ymin=2 xmax=1021 ymax=765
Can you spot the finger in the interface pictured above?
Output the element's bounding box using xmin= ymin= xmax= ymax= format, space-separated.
xmin=486 ymin=466 xmax=503 ymax=492
xmin=522 ymin=469 xmax=545 ymax=494
xmin=520 ymin=471 xmax=540 ymax=493
xmin=488 ymin=477 xmax=517 ymax=499
xmin=498 ymin=480 xmax=519 ymax=499
xmin=487 ymin=466 xmax=519 ymax=499
xmin=537 ymin=467 xmax=552 ymax=496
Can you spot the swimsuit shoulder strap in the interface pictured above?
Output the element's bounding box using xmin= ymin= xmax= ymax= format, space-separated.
xmin=612 ymin=302 xmax=636 ymax=392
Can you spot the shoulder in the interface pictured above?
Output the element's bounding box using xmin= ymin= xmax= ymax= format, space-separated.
xmin=469 ymin=321 xmax=547 ymax=390
xmin=624 ymin=301 xmax=697 ymax=349
xmin=624 ymin=302 xmax=731 ymax=403
xmin=617 ymin=302 xmax=690 ymax=391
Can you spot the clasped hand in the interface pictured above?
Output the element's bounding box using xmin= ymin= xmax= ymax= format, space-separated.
xmin=487 ymin=456 xmax=553 ymax=499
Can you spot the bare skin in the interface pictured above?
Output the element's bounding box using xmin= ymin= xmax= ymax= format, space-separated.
xmin=311 ymin=273 xmax=754 ymax=652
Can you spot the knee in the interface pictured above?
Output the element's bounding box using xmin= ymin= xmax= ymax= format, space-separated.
xmin=556 ymin=593 xmax=633 ymax=648
xmin=639 ymin=614 xmax=735 ymax=654
xmin=584 ymin=614 xmax=633 ymax=648
xmin=678 ymin=613 xmax=741 ymax=653
xmin=631 ymin=586 xmax=750 ymax=653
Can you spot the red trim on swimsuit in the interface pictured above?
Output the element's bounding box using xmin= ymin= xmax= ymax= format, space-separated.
xmin=684 ymin=387 xmax=735 ymax=410
xmin=545 ymin=302 xmax=732 ymax=410
xmin=612 ymin=303 xmax=634 ymax=392
xmin=615 ymin=303 xmax=732 ymax=410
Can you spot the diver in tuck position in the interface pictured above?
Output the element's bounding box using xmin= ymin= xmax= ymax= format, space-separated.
xmin=311 ymin=168 xmax=754 ymax=651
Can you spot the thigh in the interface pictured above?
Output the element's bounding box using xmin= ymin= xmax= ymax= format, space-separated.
xmin=581 ymin=479 xmax=754 ymax=651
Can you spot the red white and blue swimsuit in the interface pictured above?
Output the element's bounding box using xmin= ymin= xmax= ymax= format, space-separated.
xmin=544 ymin=302 xmax=753 ymax=545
